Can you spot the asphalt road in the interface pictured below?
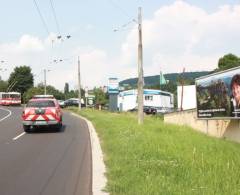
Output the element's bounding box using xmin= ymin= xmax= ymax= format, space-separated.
xmin=0 ymin=106 xmax=92 ymax=195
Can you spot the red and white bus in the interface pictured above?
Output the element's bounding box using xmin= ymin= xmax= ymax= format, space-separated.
xmin=0 ymin=92 xmax=21 ymax=106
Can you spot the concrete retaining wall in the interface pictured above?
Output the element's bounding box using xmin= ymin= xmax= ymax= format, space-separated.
xmin=164 ymin=109 xmax=240 ymax=143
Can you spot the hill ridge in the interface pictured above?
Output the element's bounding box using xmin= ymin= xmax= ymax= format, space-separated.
xmin=120 ymin=71 xmax=212 ymax=87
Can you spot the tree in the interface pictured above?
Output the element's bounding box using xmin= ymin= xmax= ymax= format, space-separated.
xmin=64 ymin=88 xmax=85 ymax=100
xmin=23 ymin=86 xmax=44 ymax=103
xmin=218 ymin=54 xmax=240 ymax=71
xmin=64 ymin=83 xmax=69 ymax=94
xmin=44 ymin=85 xmax=64 ymax=100
xmin=8 ymin=66 xmax=34 ymax=94
xmin=0 ymin=80 xmax=8 ymax=91
xmin=23 ymin=84 xmax=65 ymax=103
xmin=93 ymin=87 xmax=108 ymax=106
xmin=65 ymin=90 xmax=77 ymax=99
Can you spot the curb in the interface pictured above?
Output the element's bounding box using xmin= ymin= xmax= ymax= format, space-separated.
xmin=71 ymin=113 xmax=108 ymax=195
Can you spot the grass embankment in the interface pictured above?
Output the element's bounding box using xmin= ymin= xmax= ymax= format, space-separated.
xmin=69 ymin=108 xmax=240 ymax=195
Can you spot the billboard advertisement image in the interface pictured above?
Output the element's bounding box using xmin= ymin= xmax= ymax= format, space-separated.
xmin=196 ymin=66 xmax=240 ymax=119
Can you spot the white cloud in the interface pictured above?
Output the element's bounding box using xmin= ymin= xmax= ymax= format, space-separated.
xmin=0 ymin=34 xmax=51 ymax=86
xmin=51 ymin=46 xmax=110 ymax=90
xmin=0 ymin=34 xmax=44 ymax=54
xmin=2 ymin=1 xmax=240 ymax=90
xmin=18 ymin=35 xmax=44 ymax=52
xmin=119 ymin=0 xmax=240 ymax=76
xmin=0 ymin=34 xmax=111 ymax=90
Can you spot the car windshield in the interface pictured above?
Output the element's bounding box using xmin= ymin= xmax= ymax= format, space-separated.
xmin=27 ymin=100 xmax=55 ymax=107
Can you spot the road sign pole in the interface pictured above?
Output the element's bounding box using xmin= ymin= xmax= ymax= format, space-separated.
xmin=78 ymin=56 xmax=81 ymax=111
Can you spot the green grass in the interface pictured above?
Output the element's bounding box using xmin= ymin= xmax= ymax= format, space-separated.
xmin=68 ymin=108 xmax=240 ymax=195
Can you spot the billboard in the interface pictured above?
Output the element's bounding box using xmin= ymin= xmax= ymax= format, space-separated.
xmin=108 ymin=78 xmax=119 ymax=94
xmin=196 ymin=66 xmax=240 ymax=119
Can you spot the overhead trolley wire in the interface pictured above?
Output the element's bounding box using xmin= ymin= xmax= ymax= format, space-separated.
xmin=49 ymin=0 xmax=61 ymax=36
xmin=107 ymin=0 xmax=137 ymax=32
xmin=33 ymin=0 xmax=51 ymax=35
xmin=107 ymin=0 xmax=132 ymax=19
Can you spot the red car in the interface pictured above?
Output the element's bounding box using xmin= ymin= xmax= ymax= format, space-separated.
xmin=22 ymin=98 xmax=63 ymax=132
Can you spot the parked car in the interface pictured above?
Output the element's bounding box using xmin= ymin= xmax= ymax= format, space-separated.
xmin=129 ymin=106 xmax=157 ymax=115
xmin=58 ymin=100 xmax=66 ymax=108
xmin=155 ymin=107 xmax=174 ymax=114
xmin=64 ymin=98 xmax=85 ymax=107
xmin=128 ymin=106 xmax=173 ymax=115
xmin=64 ymin=98 xmax=79 ymax=107
xmin=143 ymin=106 xmax=157 ymax=115
xmin=22 ymin=98 xmax=63 ymax=132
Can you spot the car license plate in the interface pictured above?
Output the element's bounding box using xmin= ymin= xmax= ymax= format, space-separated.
xmin=35 ymin=121 xmax=47 ymax=125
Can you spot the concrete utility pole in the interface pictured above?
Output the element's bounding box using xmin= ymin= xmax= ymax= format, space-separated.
xmin=44 ymin=69 xmax=47 ymax=95
xmin=78 ymin=56 xmax=81 ymax=111
xmin=44 ymin=69 xmax=50 ymax=95
xmin=180 ymin=67 xmax=185 ymax=111
xmin=137 ymin=7 xmax=144 ymax=125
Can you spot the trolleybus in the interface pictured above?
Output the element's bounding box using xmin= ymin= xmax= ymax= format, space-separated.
xmin=0 ymin=92 xmax=21 ymax=106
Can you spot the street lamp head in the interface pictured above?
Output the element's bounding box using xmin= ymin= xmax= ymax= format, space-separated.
xmin=52 ymin=59 xmax=64 ymax=63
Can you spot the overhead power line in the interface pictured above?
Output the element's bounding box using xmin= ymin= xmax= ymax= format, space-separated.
xmin=113 ymin=19 xmax=137 ymax=32
xmin=107 ymin=0 xmax=132 ymax=19
xmin=107 ymin=0 xmax=137 ymax=32
xmin=49 ymin=0 xmax=61 ymax=35
xmin=33 ymin=0 xmax=50 ymax=35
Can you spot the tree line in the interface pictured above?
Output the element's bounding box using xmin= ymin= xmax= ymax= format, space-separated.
xmin=0 ymin=66 xmax=89 ymax=103
xmin=0 ymin=53 xmax=238 ymax=105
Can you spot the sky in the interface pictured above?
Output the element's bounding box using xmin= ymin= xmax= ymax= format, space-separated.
xmin=0 ymin=0 xmax=240 ymax=91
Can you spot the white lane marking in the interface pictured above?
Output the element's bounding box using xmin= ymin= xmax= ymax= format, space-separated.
xmin=0 ymin=107 xmax=12 ymax=122
xmin=13 ymin=132 xmax=26 ymax=141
